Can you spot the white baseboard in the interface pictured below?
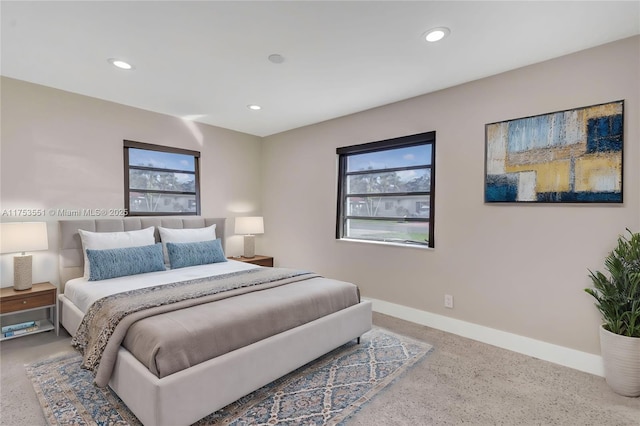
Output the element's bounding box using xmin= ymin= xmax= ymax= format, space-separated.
xmin=366 ymin=297 xmax=604 ymax=377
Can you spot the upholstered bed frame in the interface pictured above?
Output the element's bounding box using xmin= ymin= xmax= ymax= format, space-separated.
xmin=58 ymin=217 xmax=372 ymax=426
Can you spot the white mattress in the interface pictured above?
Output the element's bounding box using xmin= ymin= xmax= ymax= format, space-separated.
xmin=64 ymin=260 xmax=259 ymax=313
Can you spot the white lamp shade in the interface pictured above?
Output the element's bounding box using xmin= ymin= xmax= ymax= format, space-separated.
xmin=0 ymin=222 xmax=49 ymax=254
xmin=235 ymin=216 xmax=264 ymax=235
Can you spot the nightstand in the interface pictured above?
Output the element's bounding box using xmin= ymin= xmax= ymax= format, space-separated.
xmin=0 ymin=282 xmax=58 ymax=341
xmin=229 ymin=255 xmax=274 ymax=267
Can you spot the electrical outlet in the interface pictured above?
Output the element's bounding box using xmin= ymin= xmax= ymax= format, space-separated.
xmin=444 ymin=294 xmax=454 ymax=309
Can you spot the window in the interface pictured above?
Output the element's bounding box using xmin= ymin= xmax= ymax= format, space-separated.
xmin=336 ymin=131 xmax=435 ymax=247
xmin=124 ymin=140 xmax=200 ymax=216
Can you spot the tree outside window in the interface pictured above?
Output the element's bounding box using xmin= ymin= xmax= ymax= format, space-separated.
xmin=124 ymin=140 xmax=200 ymax=216
xmin=336 ymin=132 xmax=435 ymax=247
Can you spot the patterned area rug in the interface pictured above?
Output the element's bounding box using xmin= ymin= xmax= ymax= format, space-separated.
xmin=26 ymin=328 xmax=432 ymax=425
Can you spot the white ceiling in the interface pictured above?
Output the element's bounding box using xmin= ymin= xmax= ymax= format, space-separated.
xmin=2 ymin=1 xmax=639 ymax=137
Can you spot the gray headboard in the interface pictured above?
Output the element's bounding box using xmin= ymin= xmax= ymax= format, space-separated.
xmin=58 ymin=217 xmax=226 ymax=290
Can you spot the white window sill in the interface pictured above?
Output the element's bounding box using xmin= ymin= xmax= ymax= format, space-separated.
xmin=337 ymin=237 xmax=433 ymax=250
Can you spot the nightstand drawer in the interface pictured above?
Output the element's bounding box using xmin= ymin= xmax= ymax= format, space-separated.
xmin=250 ymin=258 xmax=274 ymax=267
xmin=228 ymin=255 xmax=274 ymax=267
xmin=0 ymin=291 xmax=55 ymax=314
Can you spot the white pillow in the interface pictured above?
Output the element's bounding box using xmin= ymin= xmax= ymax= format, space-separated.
xmin=158 ymin=224 xmax=217 ymax=266
xmin=79 ymin=227 xmax=156 ymax=279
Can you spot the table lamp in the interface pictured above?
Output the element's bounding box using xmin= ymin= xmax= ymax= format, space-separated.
xmin=0 ymin=222 xmax=49 ymax=290
xmin=235 ymin=216 xmax=264 ymax=258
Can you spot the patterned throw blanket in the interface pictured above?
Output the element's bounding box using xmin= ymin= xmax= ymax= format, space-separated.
xmin=71 ymin=267 xmax=317 ymax=387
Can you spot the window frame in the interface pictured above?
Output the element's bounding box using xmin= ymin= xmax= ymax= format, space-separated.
xmin=336 ymin=131 xmax=436 ymax=248
xmin=124 ymin=140 xmax=201 ymax=216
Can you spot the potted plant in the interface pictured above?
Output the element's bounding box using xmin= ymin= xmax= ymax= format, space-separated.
xmin=585 ymin=229 xmax=640 ymax=397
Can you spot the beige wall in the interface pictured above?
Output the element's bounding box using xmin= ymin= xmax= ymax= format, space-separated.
xmin=1 ymin=77 xmax=264 ymax=286
xmin=261 ymin=36 xmax=640 ymax=355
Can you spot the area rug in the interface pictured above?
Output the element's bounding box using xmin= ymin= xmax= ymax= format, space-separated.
xmin=26 ymin=328 xmax=432 ymax=425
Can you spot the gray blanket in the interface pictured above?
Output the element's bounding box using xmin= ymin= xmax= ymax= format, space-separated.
xmin=71 ymin=268 xmax=323 ymax=387
xmin=123 ymin=275 xmax=360 ymax=379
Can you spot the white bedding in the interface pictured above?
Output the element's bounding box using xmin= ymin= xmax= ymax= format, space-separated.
xmin=64 ymin=259 xmax=259 ymax=313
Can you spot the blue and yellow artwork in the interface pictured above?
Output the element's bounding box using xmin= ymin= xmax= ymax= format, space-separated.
xmin=485 ymin=101 xmax=623 ymax=203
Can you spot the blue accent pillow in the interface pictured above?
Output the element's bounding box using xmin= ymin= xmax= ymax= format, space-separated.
xmin=86 ymin=243 xmax=165 ymax=281
xmin=166 ymin=239 xmax=227 ymax=269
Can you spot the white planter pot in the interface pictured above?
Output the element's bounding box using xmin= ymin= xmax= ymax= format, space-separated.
xmin=600 ymin=325 xmax=640 ymax=397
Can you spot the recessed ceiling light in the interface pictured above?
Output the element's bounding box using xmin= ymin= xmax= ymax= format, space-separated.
xmin=247 ymin=104 xmax=261 ymax=111
xmin=424 ymin=27 xmax=450 ymax=42
xmin=108 ymin=58 xmax=133 ymax=70
xmin=268 ymin=54 xmax=285 ymax=64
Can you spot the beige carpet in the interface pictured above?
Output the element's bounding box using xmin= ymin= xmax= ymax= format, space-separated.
xmin=2 ymin=312 xmax=639 ymax=425
xmin=349 ymin=314 xmax=640 ymax=425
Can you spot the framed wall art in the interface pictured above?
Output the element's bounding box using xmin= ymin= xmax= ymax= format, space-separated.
xmin=485 ymin=100 xmax=623 ymax=203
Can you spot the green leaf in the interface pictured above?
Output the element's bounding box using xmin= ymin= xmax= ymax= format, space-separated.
xmin=585 ymin=229 xmax=640 ymax=338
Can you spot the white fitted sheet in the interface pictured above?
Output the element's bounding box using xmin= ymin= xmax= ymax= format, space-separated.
xmin=64 ymin=260 xmax=259 ymax=313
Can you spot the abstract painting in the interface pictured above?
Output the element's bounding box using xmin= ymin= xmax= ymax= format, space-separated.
xmin=485 ymin=100 xmax=623 ymax=203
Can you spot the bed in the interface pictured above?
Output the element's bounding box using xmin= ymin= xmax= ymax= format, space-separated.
xmin=57 ymin=217 xmax=372 ymax=426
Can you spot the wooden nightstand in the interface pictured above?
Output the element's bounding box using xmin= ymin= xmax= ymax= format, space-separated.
xmin=0 ymin=282 xmax=58 ymax=340
xmin=229 ymin=255 xmax=274 ymax=267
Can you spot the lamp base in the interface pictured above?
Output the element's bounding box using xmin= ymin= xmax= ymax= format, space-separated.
xmin=14 ymin=254 xmax=33 ymax=291
xmin=243 ymin=235 xmax=256 ymax=258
